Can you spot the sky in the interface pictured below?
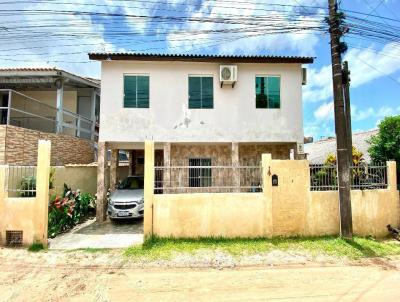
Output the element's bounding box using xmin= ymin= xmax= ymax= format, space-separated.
xmin=0 ymin=0 xmax=399 ymax=141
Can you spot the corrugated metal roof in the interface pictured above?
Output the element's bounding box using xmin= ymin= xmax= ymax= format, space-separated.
xmin=0 ymin=67 xmax=100 ymax=88
xmin=0 ymin=67 xmax=58 ymax=72
xmin=305 ymin=129 xmax=379 ymax=164
xmin=88 ymin=52 xmax=314 ymax=63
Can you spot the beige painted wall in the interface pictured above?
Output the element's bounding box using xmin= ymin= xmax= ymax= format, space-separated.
xmin=308 ymin=190 xmax=400 ymax=237
xmin=153 ymin=193 xmax=269 ymax=238
xmin=148 ymin=147 xmax=400 ymax=238
xmin=271 ymin=160 xmax=310 ymax=236
xmin=0 ymin=141 xmax=50 ymax=246
xmin=53 ymin=166 xmax=97 ymax=195
xmin=53 ymin=165 xmax=129 ymax=195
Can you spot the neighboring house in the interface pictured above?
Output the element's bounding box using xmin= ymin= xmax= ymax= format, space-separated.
xmin=89 ymin=53 xmax=313 ymax=180
xmin=304 ymin=129 xmax=379 ymax=164
xmin=0 ymin=68 xmax=100 ymax=165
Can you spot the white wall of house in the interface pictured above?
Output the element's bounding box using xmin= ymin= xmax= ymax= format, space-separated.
xmin=100 ymin=60 xmax=304 ymax=143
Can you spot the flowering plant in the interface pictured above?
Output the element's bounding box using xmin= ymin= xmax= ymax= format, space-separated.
xmin=48 ymin=184 xmax=95 ymax=238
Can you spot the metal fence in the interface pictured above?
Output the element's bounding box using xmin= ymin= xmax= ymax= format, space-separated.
xmin=154 ymin=165 xmax=262 ymax=194
xmin=310 ymin=164 xmax=388 ymax=191
xmin=5 ymin=165 xmax=37 ymax=197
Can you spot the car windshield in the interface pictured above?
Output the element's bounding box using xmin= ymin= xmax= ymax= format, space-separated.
xmin=118 ymin=176 xmax=144 ymax=190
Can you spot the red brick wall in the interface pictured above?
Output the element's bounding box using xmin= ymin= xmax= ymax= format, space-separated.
xmin=0 ymin=125 xmax=94 ymax=165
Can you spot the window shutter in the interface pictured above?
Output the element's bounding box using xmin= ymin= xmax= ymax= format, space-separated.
xmin=255 ymin=76 xmax=268 ymax=108
xmin=137 ymin=76 xmax=149 ymax=108
xmin=188 ymin=77 xmax=201 ymax=109
xmin=267 ymin=77 xmax=280 ymax=108
xmin=124 ymin=76 xmax=137 ymax=108
xmin=201 ymin=77 xmax=213 ymax=109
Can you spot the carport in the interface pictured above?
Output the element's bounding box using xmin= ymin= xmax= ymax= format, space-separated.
xmin=96 ymin=142 xmax=164 ymax=222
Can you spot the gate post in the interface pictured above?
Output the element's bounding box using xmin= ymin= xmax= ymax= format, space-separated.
xmin=35 ymin=140 xmax=51 ymax=247
xmin=96 ymin=141 xmax=108 ymax=222
xmin=262 ymin=153 xmax=273 ymax=238
xmin=144 ymin=141 xmax=155 ymax=237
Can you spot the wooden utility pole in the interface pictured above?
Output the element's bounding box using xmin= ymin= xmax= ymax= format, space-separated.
xmin=343 ymin=61 xmax=353 ymax=166
xmin=328 ymin=0 xmax=353 ymax=238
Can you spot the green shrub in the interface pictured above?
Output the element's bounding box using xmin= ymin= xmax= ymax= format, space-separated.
xmin=18 ymin=167 xmax=55 ymax=197
xmin=20 ymin=176 xmax=36 ymax=197
xmin=48 ymin=184 xmax=96 ymax=238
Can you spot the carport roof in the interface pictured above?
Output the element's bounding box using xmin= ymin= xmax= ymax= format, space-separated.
xmin=0 ymin=67 xmax=100 ymax=89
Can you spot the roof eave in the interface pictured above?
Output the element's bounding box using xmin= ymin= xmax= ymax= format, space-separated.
xmin=57 ymin=70 xmax=100 ymax=89
xmin=88 ymin=53 xmax=314 ymax=64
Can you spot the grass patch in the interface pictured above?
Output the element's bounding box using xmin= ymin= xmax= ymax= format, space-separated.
xmin=28 ymin=242 xmax=45 ymax=252
xmin=124 ymin=236 xmax=400 ymax=260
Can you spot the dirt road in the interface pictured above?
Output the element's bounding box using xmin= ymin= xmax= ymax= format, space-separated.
xmin=1 ymin=249 xmax=400 ymax=301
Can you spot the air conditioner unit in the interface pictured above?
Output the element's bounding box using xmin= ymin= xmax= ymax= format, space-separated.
xmin=302 ymin=68 xmax=307 ymax=85
xmin=220 ymin=65 xmax=237 ymax=88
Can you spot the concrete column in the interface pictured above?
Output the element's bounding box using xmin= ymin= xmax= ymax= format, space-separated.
xmin=110 ymin=149 xmax=119 ymax=192
xmin=56 ymin=80 xmax=64 ymax=134
xmin=143 ymin=141 xmax=155 ymax=237
xmin=294 ymin=142 xmax=306 ymax=160
xmin=262 ymin=153 xmax=273 ymax=238
xmin=90 ymin=88 xmax=97 ymax=141
xmin=35 ymin=140 xmax=51 ymax=247
xmin=387 ymin=161 xmax=397 ymax=190
xmin=129 ymin=150 xmax=135 ymax=175
xmin=163 ymin=143 xmax=171 ymax=192
xmin=96 ymin=141 xmax=108 ymax=222
xmin=231 ymin=142 xmax=240 ymax=192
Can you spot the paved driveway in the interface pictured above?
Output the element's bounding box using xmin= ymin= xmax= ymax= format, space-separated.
xmin=48 ymin=218 xmax=143 ymax=250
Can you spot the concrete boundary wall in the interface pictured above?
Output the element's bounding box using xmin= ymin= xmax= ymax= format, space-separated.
xmin=0 ymin=141 xmax=51 ymax=246
xmin=144 ymin=140 xmax=400 ymax=238
xmin=52 ymin=165 xmax=128 ymax=196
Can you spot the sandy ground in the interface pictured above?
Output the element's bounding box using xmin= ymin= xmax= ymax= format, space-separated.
xmin=1 ymin=248 xmax=400 ymax=301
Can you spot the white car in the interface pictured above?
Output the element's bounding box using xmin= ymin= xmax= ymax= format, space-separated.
xmin=107 ymin=176 xmax=144 ymax=220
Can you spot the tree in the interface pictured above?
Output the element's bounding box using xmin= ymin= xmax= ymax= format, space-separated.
xmin=368 ymin=115 xmax=400 ymax=188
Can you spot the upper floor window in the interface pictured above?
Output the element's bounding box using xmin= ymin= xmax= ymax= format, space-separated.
xmin=124 ymin=75 xmax=149 ymax=108
xmin=255 ymin=76 xmax=280 ymax=109
xmin=188 ymin=76 xmax=213 ymax=109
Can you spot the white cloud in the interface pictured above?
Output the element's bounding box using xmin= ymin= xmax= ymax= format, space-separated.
xmin=303 ymin=65 xmax=332 ymax=103
xmin=0 ymin=1 xmax=156 ymax=77
xmin=166 ymin=0 xmax=324 ymax=55
xmin=351 ymin=104 xmax=399 ymax=122
xmin=314 ymin=101 xmax=334 ymax=120
xmin=303 ymin=42 xmax=400 ymax=103
xmin=351 ymin=105 xmax=375 ymax=121
xmin=344 ymin=43 xmax=400 ymax=87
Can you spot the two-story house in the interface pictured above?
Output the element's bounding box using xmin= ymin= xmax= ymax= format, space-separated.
xmin=89 ymin=53 xmax=313 ymax=218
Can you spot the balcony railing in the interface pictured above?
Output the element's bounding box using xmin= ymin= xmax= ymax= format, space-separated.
xmin=0 ymin=89 xmax=98 ymax=141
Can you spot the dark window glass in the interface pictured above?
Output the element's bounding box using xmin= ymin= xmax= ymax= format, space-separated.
xmin=124 ymin=75 xmax=149 ymax=108
xmin=255 ymin=76 xmax=280 ymax=109
xmin=188 ymin=76 xmax=213 ymax=109
xmin=189 ymin=158 xmax=212 ymax=187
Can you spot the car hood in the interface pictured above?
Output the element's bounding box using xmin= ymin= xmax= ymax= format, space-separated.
xmin=110 ymin=189 xmax=144 ymax=202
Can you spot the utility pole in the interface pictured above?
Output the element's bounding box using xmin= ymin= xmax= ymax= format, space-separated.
xmin=343 ymin=61 xmax=353 ymax=166
xmin=328 ymin=0 xmax=353 ymax=238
